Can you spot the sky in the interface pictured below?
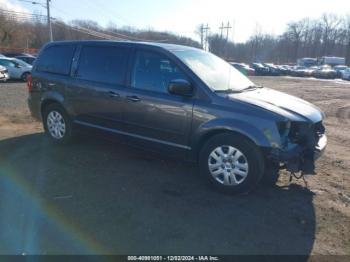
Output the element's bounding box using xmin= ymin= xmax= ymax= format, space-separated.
xmin=4 ymin=0 xmax=350 ymax=43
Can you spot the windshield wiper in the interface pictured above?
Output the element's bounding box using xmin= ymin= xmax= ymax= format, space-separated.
xmin=243 ymin=85 xmax=264 ymax=91
xmin=214 ymin=88 xmax=242 ymax=94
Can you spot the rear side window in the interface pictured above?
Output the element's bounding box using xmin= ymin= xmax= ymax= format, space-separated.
xmin=76 ymin=46 xmax=128 ymax=85
xmin=36 ymin=45 xmax=75 ymax=75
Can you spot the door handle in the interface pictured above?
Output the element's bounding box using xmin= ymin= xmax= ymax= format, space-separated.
xmin=108 ymin=91 xmax=120 ymax=98
xmin=126 ymin=95 xmax=141 ymax=102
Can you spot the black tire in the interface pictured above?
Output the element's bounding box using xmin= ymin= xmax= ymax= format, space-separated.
xmin=199 ymin=132 xmax=265 ymax=194
xmin=21 ymin=72 xmax=30 ymax=82
xmin=43 ymin=103 xmax=73 ymax=144
xmin=261 ymin=163 xmax=280 ymax=186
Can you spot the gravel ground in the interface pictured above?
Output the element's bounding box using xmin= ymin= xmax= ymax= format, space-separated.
xmin=0 ymin=77 xmax=349 ymax=255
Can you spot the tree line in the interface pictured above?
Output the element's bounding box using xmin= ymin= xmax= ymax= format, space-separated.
xmin=1 ymin=9 xmax=349 ymax=66
xmin=0 ymin=10 xmax=200 ymax=53
xmin=209 ymin=13 xmax=350 ymax=65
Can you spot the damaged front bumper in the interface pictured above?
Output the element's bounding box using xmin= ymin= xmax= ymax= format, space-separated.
xmin=315 ymin=134 xmax=327 ymax=160
xmin=271 ymin=124 xmax=327 ymax=175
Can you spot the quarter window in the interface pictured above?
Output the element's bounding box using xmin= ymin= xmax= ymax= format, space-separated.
xmin=36 ymin=45 xmax=75 ymax=75
xmin=132 ymin=51 xmax=187 ymax=93
xmin=77 ymin=46 xmax=128 ymax=85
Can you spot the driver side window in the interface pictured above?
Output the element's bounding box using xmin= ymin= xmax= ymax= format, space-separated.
xmin=132 ymin=50 xmax=187 ymax=94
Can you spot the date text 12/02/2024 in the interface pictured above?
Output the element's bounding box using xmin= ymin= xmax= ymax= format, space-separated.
xmin=127 ymin=256 xmax=220 ymax=261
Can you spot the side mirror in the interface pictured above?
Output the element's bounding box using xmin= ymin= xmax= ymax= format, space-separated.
xmin=168 ymin=79 xmax=193 ymax=97
xmin=15 ymin=64 xmax=22 ymax=68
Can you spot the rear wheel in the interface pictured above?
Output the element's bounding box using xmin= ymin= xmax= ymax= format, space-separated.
xmin=43 ymin=104 xmax=73 ymax=144
xmin=199 ymin=133 xmax=265 ymax=194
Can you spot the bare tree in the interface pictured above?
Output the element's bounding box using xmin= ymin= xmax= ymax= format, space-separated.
xmin=344 ymin=15 xmax=350 ymax=66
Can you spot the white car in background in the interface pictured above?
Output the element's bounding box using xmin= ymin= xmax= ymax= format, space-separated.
xmin=342 ymin=68 xmax=350 ymax=81
xmin=0 ymin=65 xmax=9 ymax=82
xmin=0 ymin=57 xmax=32 ymax=81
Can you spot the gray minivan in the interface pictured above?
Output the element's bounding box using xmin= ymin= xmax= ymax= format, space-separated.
xmin=27 ymin=41 xmax=327 ymax=194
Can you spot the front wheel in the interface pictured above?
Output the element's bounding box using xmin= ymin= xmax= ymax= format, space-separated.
xmin=199 ymin=133 xmax=265 ymax=194
xmin=43 ymin=104 xmax=73 ymax=144
xmin=21 ymin=72 xmax=30 ymax=82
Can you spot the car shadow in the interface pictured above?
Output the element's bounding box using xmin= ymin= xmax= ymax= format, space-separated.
xmin=0 ymin=133 xmax=315 ymax=257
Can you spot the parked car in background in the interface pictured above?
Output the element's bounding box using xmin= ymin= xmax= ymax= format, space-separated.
xmin=0 ymin=57 xmax=32 ymax=81
xmin=0 ymin=65 xmax=9 ymax=82
xmin=290 ymin=66 xmax=307 ymax=77
xmin=15 ymin=55 xmax=36 ymax=65
xmin=2 ymin=52 xmax=33 ymax=58
xmin=276 ymin=65 xmax=289 ymax=75
xmin=313 ymin=65 xmax=337 ymax=79
xmin=304 ymin=66 xmax=319 ymax=77
xmin=230 ymin=63 xmax=255 ymax=76
xmin=263 ymin=63 xmax=281 ymax=76
xmin=333 ymin=65 xmax=348 ymax=78
xmin=283 ymin=65 xmax=295 ymax=75
xmin=342 ymin=68 xmax=350 ymax=81
xmin=27 ymin=41 xmax=327 ymax=194
xmin=251 ymin=63 xmax=269 ymax=76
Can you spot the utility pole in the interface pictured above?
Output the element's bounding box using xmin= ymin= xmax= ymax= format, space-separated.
xmin=199 ymin=24 xmax=210 ymax=50
xmin=219 ymin=22 xmax=231 ymax=41
xmin=21 ymin=0 xmax=53 ymax=41
xmin=219 ymin=22 xmax=225 ymax=39
xmin=225 ymin=21 xmax=232 ymax=42
xmin=203 ymin=24 xmax=210 ymax=51
xmin=47 ymin=0 xmax=53 ymax=41
xmin=199 ymin=24 xmax=204 ymax=49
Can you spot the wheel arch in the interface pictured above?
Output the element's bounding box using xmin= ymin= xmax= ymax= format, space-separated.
xmin=40 ymin=92 xmax=66 ymax=118
xmin=191 ymin=119 xmax=272 ymax=160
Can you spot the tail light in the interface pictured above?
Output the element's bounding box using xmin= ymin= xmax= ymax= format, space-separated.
xmin=27 ymin=74 xmax=33 ymax=92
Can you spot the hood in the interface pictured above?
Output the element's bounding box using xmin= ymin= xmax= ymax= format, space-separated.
xmin=228 ymin=88 xmax=324 ymax=123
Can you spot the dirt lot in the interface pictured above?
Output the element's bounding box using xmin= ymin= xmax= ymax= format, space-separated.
xmin=0 ymin=77 xmax=349 ymax=255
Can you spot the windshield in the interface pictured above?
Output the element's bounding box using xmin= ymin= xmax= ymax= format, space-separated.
xmin=172 ymin=49 xmax=254 ymax=91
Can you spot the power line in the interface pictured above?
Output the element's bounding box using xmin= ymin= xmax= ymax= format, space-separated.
xmin=0 ymin=8 xmax=46 ymax=18
xmin=0 ymin=8 xmax=47 ymax=22
xmin=0 ymin=8 xmax=167 ymax=42
xmin=53 ymin=20 xmax=125 ymax=40
xmin=83 ymin=0 xmax=134 ymax=26
xmin=0 ymin=9 xmax=121 ymax=40
xmin=16 ymin=0 xmax=46 ymax=8
xmin=16 ymin=0 xmax=53 ymax=41
xmin=49 ymin=0 xmax=157 ymax=42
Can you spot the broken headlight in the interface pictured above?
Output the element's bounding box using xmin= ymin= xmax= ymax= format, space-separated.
xmin=276 ymin=120 xmax=291 ymax=148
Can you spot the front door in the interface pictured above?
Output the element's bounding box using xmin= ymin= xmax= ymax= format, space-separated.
xmin=121 ymin=50 xmax=194 ymax=151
